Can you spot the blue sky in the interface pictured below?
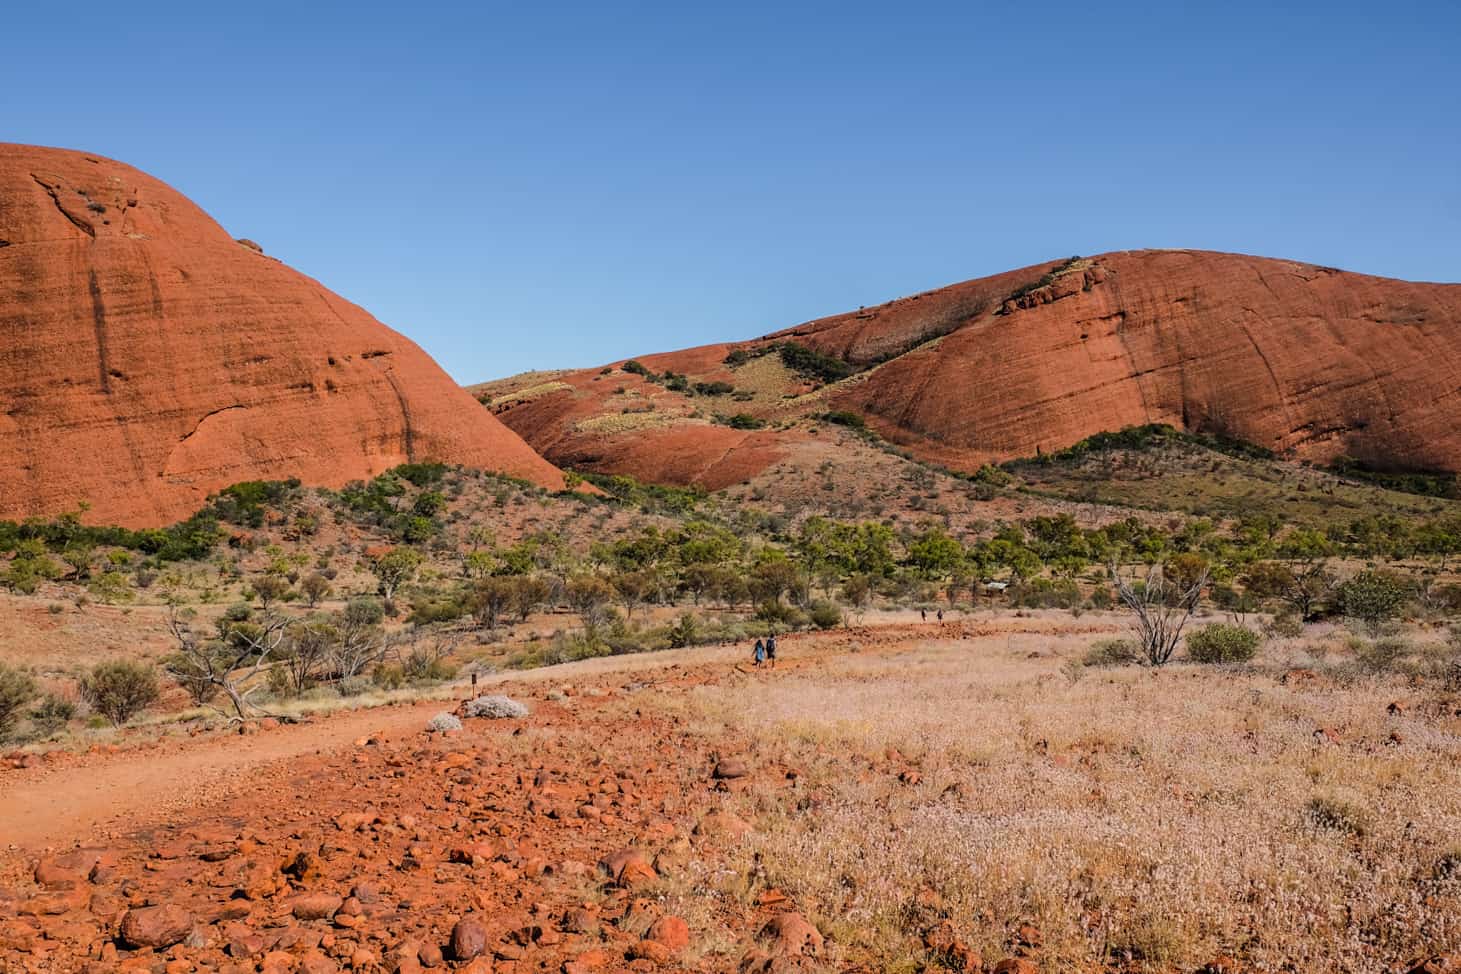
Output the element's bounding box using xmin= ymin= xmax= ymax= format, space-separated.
xmin=4 ymin=1 xmax=1457 ymax=382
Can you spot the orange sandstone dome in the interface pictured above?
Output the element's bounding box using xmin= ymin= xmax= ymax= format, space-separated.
xmin=481 ymin=250 xmax=1461 ymax=487
xmin=0 ymin=143 xmax=566 ymax=527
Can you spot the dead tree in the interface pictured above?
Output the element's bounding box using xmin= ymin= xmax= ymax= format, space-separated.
xmin=1110 ymin=560 xmax=1210 ymax=666
xmin=165 ymin=605 xmax=293 ymax=722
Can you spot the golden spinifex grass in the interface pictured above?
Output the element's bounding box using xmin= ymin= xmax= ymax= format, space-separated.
xmin=665 ymin=632 xmax=1461 ymax=971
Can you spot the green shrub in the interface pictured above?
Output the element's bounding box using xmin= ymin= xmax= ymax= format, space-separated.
xmin=1338 ymin=570 xmax=1409 ymax=634
xmin=668 ymin=613 xmax=698 ymax=648
xmin=1009 ymin=577 xmax=1081 ymax=609
xmin=778 ymin=342 xmax=854 ymax=383
xmin=0 ymin=664 xmax=37 ymax=738
xmin=808 ymin=600 xmax=843 ymax=630
xmin=819 ymin=410 xmax=866 ymax=430
xmin=372 ymin=663 xmax=406 ymax=691
xmin=1352 ymin=636 xmax=1411 ymax=674
xmin=29 ymin=694 xmax=76 ymax=737
xmin=719 ymin=413 xmax=766 ymax=431
xmin=403 ymin=650 xmax=456 ymax=683
xmin=1083 ymin=638 xmax=1138 ymax=667
xmin=1186 ymin=624 xmax=1261 ymax=664
xmin=1265 ymin=612 xmax=1305 ymax=639
xmin=621 ymin=359 xmax=651 ymax=376
xmin=1303 ymin=795 xmax=1371 ymax=836
xmin=693 ymin=381 xmax=734 ymax=397
xmin=79 ymin=660 xmax=160 ymax=727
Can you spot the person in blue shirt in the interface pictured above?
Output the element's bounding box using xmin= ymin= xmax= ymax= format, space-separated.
xmin=753 ymin=638 xmax=765 ymax=667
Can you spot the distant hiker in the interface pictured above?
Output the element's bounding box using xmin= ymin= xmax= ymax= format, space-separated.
xmin=765 ymin=633 xmax=777 ymax=668
xmin=920 ymin=608 xmax=927 ymax=622
xmin=753 ymin=638 xmax=765 ymax=667
xmin=937 ymin=608 xmax=944 ymax=622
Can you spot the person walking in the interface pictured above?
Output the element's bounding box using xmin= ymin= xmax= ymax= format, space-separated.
xmin=937 ymin=608 xmax=944 ymax=622
xmin=921 ymin=608 xmax=927 ymax=622
xmin=765 ymin=632 xmax=777 ymax=669
xmin=753 ymin=638 xmax=765 ymax=667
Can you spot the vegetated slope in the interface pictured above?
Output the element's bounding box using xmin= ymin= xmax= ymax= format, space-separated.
xmin=476 ymin=250 xmax=1461 ymax=490
xmin=0 ymin=143 xmax=566 ymax=528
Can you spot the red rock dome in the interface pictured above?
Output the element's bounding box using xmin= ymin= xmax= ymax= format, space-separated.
xmin=0 ymin=143 xmax=567 ymax=527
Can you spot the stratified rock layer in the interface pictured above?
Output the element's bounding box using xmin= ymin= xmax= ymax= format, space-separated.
xmin=480 ymin=250 xmax=1460 ymax=486
xmin=0 ymin=144 xmax=566 ymax=526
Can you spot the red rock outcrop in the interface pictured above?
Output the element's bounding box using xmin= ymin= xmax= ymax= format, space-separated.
xmin=479 ymin=250 xmax=1460 ymax=486
xmin=0 ymin=144 xmax=566 ymax=527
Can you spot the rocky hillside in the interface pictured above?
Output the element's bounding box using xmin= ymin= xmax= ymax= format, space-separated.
xmin=0 ymin=144 xmax=567 ymax=527
xmin=477 ymin=250 xmax=1460 ymax=487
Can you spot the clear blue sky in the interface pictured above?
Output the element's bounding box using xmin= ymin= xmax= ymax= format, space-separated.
xmin=4 ymin=1 xmax=1457 ymax=382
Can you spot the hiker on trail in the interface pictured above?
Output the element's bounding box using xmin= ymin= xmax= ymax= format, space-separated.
xmin=937 ymin=608 xmax=944 ymax=622
xmin=921 ymin=608 xmax=927 ymax=622
xmin=753 ymin=638 xmax=766 ymax=667
xmin=765 ymin=633 xmax=777 ymax=668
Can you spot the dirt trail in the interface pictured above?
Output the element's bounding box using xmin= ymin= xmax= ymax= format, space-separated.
xmin=0 ymin=701 xmax=443 ymax=852
xmin=0 ymin=615 xmax=1103 ymax=856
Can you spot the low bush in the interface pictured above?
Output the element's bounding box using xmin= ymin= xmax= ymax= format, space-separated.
xmin=1338 ymin=569 xmax=1409 ymax=634
xmin=1186 ymin=624 xmax=1261 ymax=664
xmin=1304 ymin=795 xmax=1371 ymax=836
xmin=462 ymin=694 xmax=530 ymax=719
xmin=1264 ymin=612 xmax=1305 ymax=639
xmin=79 ymin=660 xmax=160 ymax=726
xmin=427 ymin=712 xmax=462 ymax=733
xmin=29 ymin=694 xmax=76 ymax=737
xmin=808 ymin=599 xmax=843 ymax=630
xmin=1351 ymin=636 xmax=1412 ymax=674
xmin=0 ymin=664 xmax=37 ymax=738
xmin=1084 ymin=638 xmax=1138 ymax=667
xmin=1010 ymin=577 xmax=1081 ymax=609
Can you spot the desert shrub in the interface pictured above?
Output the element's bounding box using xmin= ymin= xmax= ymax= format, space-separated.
xmin=621 ymin=359 xmax=651 ymax=376
xmin=667 ymin=613 xmax=698 ymax=648
xmin=819 ymin=410 xmax=866 ymax=430
xmin=403 ymin=649 xmax=456 ymax=683
xmin=1264 ymin=612 xmax=1305 ymax=639
xmin=79 ymin=660 xmax=160 ymax=726
xmin=462 ymin=694 xmax=529 ymax=719
xmin=29 ymin=694 xmax=76 ymax=737
xmin=166 ymin=650 xmax=221 ymax=705
xmin=808 ymin=599 xmax=843 ymax=630
xmin=1086 ymin=586 xmax=1114 ymax=610
xmin=1083 ymin=638 xmax=1138 ymax=667
xmin=336 ymin=675 xmax=372 ymax=697
xmin=1009 ymin=577 xmax=1081 ymax=609
xmin=778 ymin=341 xmax=854 ymax=382
xmin=755 ymin=599 xmax=807 ymax=628
xmin=1303 ymin=795 xmax=1371 ymax=836
xmin=1351 ymin=636 xmax=1412 ymax=674
xmin=427 ymin=712 xmax=462 ymax=733
xmin=718 ymin=413 xmax=766 ymax=431
xmin=1186 ymin=623 xmax=1261 ymax=664
xmin=1338 ymin=569 xmax=1409 ymax=634
xmin=372 ymin=663 xmax=406 ymax=691
xmin=0 ymin=664 xmax=37 ymax=738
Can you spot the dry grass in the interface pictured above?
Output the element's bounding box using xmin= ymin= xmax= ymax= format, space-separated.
xmin=654 ymin=631 xmax=1461 ymax=971
xmin=573 ymin=411 xmax=696 ymax=435
xmin=487 ymin=379 xmax=572 ymax=407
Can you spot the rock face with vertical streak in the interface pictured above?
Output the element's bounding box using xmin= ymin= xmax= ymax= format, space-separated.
xmin=0 ymin=143 xmax=566 ymax=527
xmin=478 ymin=250 xmax=1461 ymax=484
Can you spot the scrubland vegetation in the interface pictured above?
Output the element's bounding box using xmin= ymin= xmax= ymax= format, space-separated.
xmin=648 ymin=626 xmax=1461 ymax=972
